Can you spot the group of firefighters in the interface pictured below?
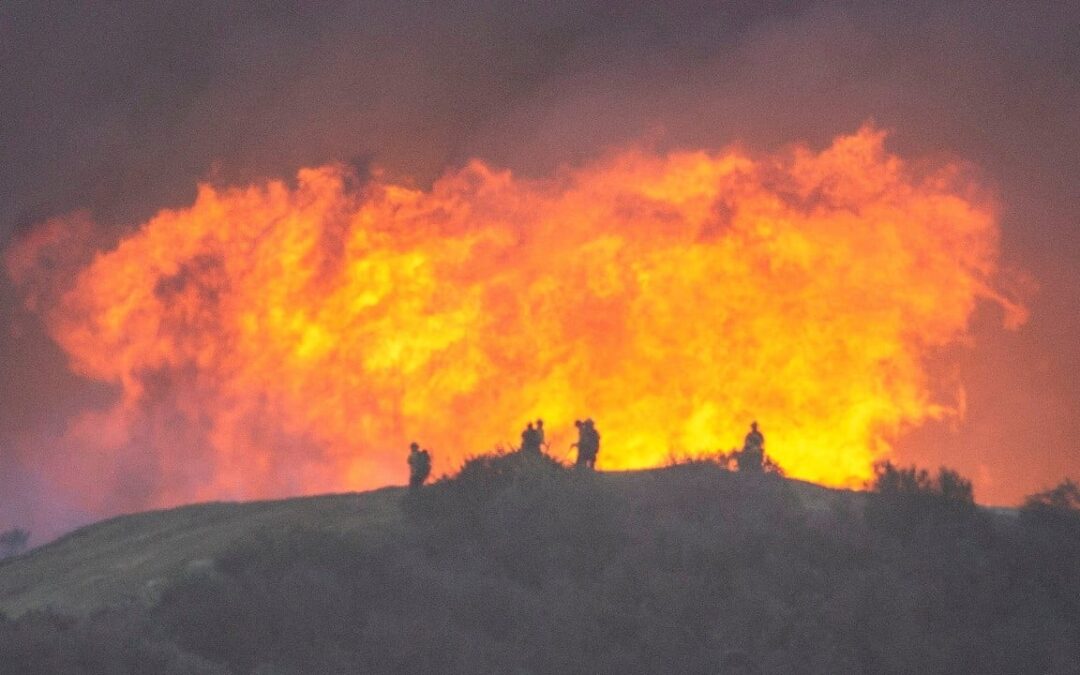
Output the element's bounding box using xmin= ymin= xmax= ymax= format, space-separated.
xmin=408 ymin=420 xmax=767 ymax=489
xmin=515 ymin=417 xmax=600 ymax=469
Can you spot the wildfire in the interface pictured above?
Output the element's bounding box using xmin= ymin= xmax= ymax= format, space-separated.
xmin=5 ymin=127 xmax=1023 ymax=512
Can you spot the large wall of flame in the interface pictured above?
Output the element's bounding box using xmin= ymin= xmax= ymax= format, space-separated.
xmin=6 ymin=128 xmax=1020 ymax=512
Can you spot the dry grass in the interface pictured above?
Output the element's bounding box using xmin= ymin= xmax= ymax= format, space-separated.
xmin=0 ymin=487 xmax=404 ymax=617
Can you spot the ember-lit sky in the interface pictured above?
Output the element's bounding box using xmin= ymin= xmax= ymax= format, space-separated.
xmin=1 ymin=2 xmax=1078 ymax=540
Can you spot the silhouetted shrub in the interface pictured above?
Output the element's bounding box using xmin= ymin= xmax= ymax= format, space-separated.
xmin=669 ymin=448 xmax=785 ymax=476
xmin=869 ymin=461 xmax=974 ymax=508
xmin=1016 ymin=479 xmax=1080 ymax=626
xmin=404 ymin=448 xmax=569 ymax=542
xmin=664 ymin=449 xmax=724 ymax=469
xmin=935 ymin=467 xmax=975 ymax=504
xmin=865 ymin=461 xmax=979 ymax=541
xmin=869 ymin=461 xmax=974 ymax=504
xmin=1024 ymin=478 xmax=1080 ymax=512
xmin=437 ymin=448 xmax=568 ymax=498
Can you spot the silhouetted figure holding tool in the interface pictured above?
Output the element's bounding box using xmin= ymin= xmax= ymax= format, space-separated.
xmin=407 ymin=442 xmax=432 ymax=489
xmin=572 ymin=418 xmax=601 ymax=469
xmin=572 ymin=420 xmax=589 ymax=469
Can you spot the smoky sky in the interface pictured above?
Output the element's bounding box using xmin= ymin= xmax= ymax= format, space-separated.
xmin=1 ymin=1 xmax=1078 ymax=539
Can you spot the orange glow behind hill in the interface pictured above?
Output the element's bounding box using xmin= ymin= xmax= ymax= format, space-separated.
xmin=5 ymin=127 xmax=1024 ymax=513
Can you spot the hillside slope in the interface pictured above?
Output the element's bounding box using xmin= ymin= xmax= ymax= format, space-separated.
xmin=0 ymin=488 xmax=403 ymax=617
xmin=0 ymin=468 xmax=841 ymax=618
xmin=0 ymin=460 xmax=1074 ymax=674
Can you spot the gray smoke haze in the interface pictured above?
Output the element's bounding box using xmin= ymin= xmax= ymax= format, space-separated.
xmin=2 ymin=1 xmax=1078 ymax=541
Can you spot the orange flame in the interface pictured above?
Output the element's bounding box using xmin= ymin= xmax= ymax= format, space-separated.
xmin=6 ymin=127 xmax=1022 ymax=511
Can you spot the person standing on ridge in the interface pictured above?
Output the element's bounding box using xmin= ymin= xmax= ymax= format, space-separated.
xmin=584 ymin=419 xmax=600 ymax=469
xmin=407 ymin=442 xmax=432 ymax=489
xmin=521 ymin=422 xmax=539 ymax=455
xmin=572 ymin=418 xmax=600 ymax=469
xmin=572 ymin=420 xmax=588 ymax=468
xmin=535 ymin=419 xmax=546 ymax=452
xmin=739 ymin=421 xmax=764 ymax=472
xmin=572 ymin=419 xmax=600 ymax=469
xmin=744 ymin=421 xmax=764 ymax=452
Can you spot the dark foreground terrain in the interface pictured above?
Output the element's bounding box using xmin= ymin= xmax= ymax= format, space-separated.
xmin=0 ymin=454 xmax=1077 ymax=674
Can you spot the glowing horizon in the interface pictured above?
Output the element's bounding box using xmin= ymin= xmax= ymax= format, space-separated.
xmin=4 ymin=126 xmax=1025 ymax=515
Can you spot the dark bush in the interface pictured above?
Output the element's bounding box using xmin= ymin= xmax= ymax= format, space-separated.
xmin=865 ymin=461 xmax=978 ymax=536
xmin=869 ymin=461 xmax=973 ymax=504
xmin=1024 ymin=478 xmax=1080 ymax=512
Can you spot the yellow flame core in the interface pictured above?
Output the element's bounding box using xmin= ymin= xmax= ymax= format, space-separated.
xmin=24 ymin=127 xmax=1011 ymax=505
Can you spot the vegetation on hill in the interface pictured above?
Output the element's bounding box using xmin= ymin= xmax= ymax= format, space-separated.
xmin=0 ymin=454 xmax=1077 ymax=674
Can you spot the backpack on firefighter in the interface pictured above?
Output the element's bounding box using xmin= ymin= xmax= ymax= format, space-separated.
xmin=572 ymin=418 xmax=600 ymax=470
xmin=408 ymin=442 xmax=432 ymax=489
